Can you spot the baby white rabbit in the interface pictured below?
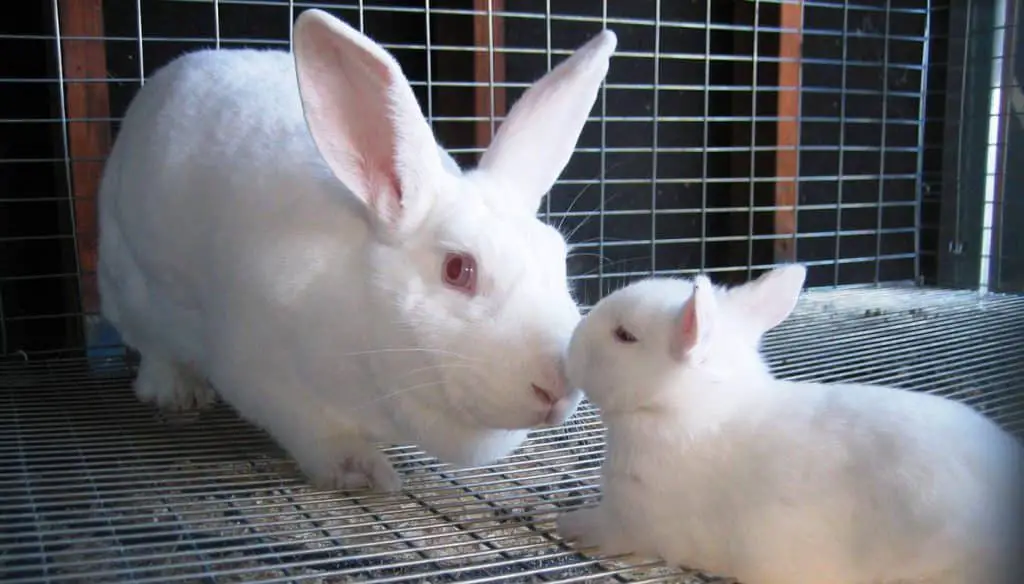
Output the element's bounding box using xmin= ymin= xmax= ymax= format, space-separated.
xmin=556 ymin=265 xmax=1023 ymax=584
xmin=97 ymin=9 xmax=618 ymax=491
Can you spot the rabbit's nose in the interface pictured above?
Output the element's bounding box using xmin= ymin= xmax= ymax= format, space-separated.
xmin=532 ymin=383 xmax=557 ymax=406
xmin=532 ymin=362 xmax=567 ymax=402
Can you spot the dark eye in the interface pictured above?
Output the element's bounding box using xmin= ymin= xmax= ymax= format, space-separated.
xmin=613 ymin=325 xmax=638 ymax=344
xmin=442 ymin=252 xmax=478 ymax=295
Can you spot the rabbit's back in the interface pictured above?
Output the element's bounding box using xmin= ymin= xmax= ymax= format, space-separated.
xmin=97 ymin=48 xmax=369 ymax=366
xmin=613 ymin=381 xmax=1020 ymax=583
xmin=738 ymin=382 xmax=1020 ymax=582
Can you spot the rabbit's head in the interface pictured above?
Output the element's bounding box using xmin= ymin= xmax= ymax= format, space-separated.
xmin=291 ymin=10 xmax=615 ymax=461
xmin=566 ymin=266 xmax=807 ymax=416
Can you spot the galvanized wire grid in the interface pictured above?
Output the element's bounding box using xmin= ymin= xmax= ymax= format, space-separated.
xmin=1 ymin=0 xmax=946 ymax=357
xmin=919 ymin=0 xmax=1021 ymax=294
xmin=977 ymin=0 xmax=1019 ymax=293
xmin=2 ymin=286 xmax=1023 ymax=583
xmin=2 ymin=2 xmax=1024 ymax=583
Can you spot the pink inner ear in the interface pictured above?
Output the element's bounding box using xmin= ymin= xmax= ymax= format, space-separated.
xmin=295 ymin=15 xmax=412 ymax=229
xmin=357 ymin=154 xmax=402 ymax=223
xmin=670 ymin=297 xmax=700 ymax=360
xmin=336 ymin=56 xmax=404 ymax=222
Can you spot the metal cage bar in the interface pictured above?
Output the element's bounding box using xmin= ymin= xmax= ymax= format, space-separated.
xmin=0 ymin=0 xmax=962 ymax=357
xmin=1 ymin=1 xmax=1022 ymax=582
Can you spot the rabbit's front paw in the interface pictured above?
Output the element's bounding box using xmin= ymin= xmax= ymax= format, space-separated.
xmin=556 ymin=507 xmax=631 ymax=556
xmin=303 ymin=443 xmax=402 ymax=493
xmin=134 ymin=356 xmax=216 ymax=412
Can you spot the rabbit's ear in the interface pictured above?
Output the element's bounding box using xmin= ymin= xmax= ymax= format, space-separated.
xmin=477 ymin=29 xmax=617 ymax=215
xmin=727 ymin=264 xmax=807 ymax=337
xmin=670 ymin=275 xmax=717 ymax=362
xmin=293 ymin=9 xmax=441 ymax=235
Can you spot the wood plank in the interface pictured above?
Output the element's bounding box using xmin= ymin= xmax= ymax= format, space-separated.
xmin=774 ymin=0 xmax=803 ymax=263
xmin=473 ymin=0 xmax=506 ymax=149
xmin=58 ymin=0 xmax=111 ymax=317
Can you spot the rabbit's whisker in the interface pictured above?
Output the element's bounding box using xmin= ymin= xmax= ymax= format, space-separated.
xmin=372 ymin=362 xmax=488 ymax=403
xmin=557 ymin=181 xmax=600 ymax=233
xmin=575 ymin=255 xmax=651 ymax=278
xmin=339 ymin=347 xmax=483 ymax=363
xmin=555 ymin=154 xmax=638 ymax=233
xmin=392 ymin=362 xmax=481 ymax=382
xmin=567 ymin=252 xmax=609 ymax=261
xmin=564 ymin=190 xmax=627 ymax=243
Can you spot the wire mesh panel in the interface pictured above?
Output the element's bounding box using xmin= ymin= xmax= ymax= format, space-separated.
xmin=987 ymin=0 xmax=1020 ymax=292
xmin=2 ymin=287 xmax=1022 ymax=583
xmin=1 ymin=0 xmax=1023 ymax=583
xmin=925 ymin=0 xmax=1023 ymax=294
xmin=995 ymin=0 xmax=1024 ymax=292
xmin=2 ymin=0 xmax=946 ymax=358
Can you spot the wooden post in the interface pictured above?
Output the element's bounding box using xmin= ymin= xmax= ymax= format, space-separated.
xmin=473 ymin=0 xmax=506 ymax=149
xmin=57 ymin=0 xmax=116 ymax=360
xmin=58 ymin=0 xmax=111 ymax=319
xmin=774 ymin=0 xmax=803 ymax=263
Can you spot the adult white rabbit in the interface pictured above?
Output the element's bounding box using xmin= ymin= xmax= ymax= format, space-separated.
xmin=97 ymin=8 xmax=618 ymax=492
xmin=557 ymin=265 xmax=1023 ymax=584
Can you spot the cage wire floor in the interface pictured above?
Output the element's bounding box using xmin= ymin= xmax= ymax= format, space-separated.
xmin=2 ymin=286 xmax=1023 ymax=584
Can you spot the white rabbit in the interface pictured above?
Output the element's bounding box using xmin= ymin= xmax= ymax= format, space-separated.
xmin=97 ymin=8 xmax=618 ymax=492
xmin=556 ymin=265 xmax=1023 ymax=584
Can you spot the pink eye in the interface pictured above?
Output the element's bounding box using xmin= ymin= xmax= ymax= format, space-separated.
xmin=442 ymin=252 xmax=478 ymax=295
xmin=613 ymin=325 xmax=638 ymax=343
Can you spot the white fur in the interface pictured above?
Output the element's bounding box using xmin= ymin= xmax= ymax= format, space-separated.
xmin=97 ymin=9 xmax=618 ymax=492
xmin=557 ymin=265 xmax=1024 ymax=584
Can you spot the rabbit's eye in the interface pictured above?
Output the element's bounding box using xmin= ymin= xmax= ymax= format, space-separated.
xmin=442 ymin=252 xmax=478 ymax=295
xmin=613 ymin=325 xmax=638 ymax=344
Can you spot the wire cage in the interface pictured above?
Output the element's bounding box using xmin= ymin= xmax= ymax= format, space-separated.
xmin=2 ymin=0 xmax=1022 ymax=582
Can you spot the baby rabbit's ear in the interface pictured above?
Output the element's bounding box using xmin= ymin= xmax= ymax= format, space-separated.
xmin=293 ymin=9 xmax=442 ymax=235
xmin=728 ymin=264 xmax=807 ymax=338
xmin=477 ymin=29 xmax=617 ymax=216
xmin=670 ymin=275 xmax=717 ymax=362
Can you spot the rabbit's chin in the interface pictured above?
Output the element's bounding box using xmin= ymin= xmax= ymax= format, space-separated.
xmin=541 ymin=389 xmax=584 ymax=427
xmin=449 ymin=389 xmax=545 ymax=432
xmin=416 ymin=421 xmax=531 ymax=468
xmin=374 ymin=380 xmax=534 ymax=466
xmin=411 ymin=384 xmax=586 ymax=467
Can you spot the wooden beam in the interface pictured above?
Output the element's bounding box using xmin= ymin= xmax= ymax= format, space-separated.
xmin=58 ymin=0 xmax=111 ymax=318
xmin=774 ymin=0 xmax=803 ymax=263
xmin=473 ymin=0 xmax=506 ymax=149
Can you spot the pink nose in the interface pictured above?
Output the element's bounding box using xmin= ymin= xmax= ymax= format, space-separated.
xmin=533 ymin=361 xmax=568 ymax=406
xmin=532 ymin=383 xmax=557 ymax=406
